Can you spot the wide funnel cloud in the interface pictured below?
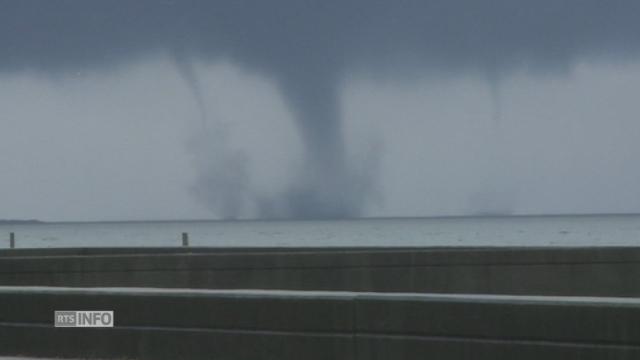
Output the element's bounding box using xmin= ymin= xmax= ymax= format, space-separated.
xmin=3 ymin=0 xmax=640 ymax=219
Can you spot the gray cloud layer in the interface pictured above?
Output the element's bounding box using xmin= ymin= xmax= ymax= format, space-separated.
xmin=2 ymin=0 xmax=640 ymax=219
xmin=4 ymin=1 xmax=639 ymax=72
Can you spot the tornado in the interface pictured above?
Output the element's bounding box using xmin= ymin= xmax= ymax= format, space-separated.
xmin=2 ymin=0 xmax=640 ymax=219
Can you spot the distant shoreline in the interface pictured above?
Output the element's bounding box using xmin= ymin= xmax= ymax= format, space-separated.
xmin=0 ymin=220 xmax=44 ymax=225
xmin=13 ymin=212 xmax=640 ymax=225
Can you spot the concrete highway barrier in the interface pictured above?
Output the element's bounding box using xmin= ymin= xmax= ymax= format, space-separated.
xmin=0 ymin=287 xmax=639 ymax=360
xmin=1 ymin=247 xmax=639 ymax=297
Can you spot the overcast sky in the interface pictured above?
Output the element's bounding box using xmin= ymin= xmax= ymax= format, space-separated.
xmin=1 ymin=1 xmax=640 ymax=221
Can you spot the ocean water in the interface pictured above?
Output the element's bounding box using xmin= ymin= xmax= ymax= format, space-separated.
xmin=1 ymin=214 xmax=639 ymax=249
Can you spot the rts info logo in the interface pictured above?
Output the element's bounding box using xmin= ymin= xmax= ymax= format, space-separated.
xmin=54 ymin=311 xmax=114 ymax=327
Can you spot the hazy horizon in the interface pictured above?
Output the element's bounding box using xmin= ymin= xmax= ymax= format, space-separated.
xmin=4 ymin=211 xmax=640 ymax=225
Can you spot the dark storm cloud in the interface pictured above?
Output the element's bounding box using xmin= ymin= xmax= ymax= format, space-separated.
xmin=4 ymin=1 xmax=640 ymax=72
xmin=3 ymin=0 xmax=640 ymax=219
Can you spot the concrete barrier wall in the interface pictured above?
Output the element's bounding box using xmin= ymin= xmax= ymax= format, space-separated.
xmin=1 ymin=247 xmax=640 ymax=297
xmin=0 ymin=287 xmax=639 ymax=360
